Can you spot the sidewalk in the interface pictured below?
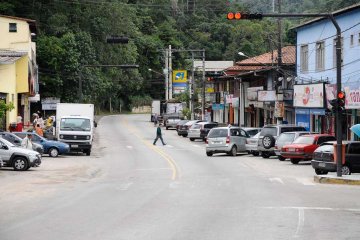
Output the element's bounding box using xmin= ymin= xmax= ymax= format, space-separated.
xmin=314 ymin=174 xmax=360 ymax=185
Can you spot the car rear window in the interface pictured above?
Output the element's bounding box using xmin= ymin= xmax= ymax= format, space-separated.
xmin=315 ymin=144 xmax=334 ymax=153
xmin=349 ymin=143 xmax=360 ymax=154
xmin=208 ymin=129 xmax=228 ymax=138
xmin=293 ymin=136 xmax=315 ymax=144
xmin=260 ymin=127 xmax=277 ymax=136
xmin=277 ymin=133 xmax=295 ymax=143
xmin=191 ymin=124 xmax=201 ymax=129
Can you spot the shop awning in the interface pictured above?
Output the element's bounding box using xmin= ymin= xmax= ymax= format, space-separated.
xmin=0 ymin=50 xmax=27 ymax=64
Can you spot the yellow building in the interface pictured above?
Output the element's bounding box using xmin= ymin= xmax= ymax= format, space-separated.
xmin=0 ymin=15 xmax=38 ymax=130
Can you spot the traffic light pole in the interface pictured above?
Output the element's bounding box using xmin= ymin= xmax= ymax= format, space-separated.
xmin=228 ymin=12 xmax=343 ymax=176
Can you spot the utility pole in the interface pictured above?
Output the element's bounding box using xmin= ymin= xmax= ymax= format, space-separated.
xmin=191 ymin=52 xmax=195 ymax=120
xmin=169 ymin=45 xmax=173 ymax=99
xmin=165 ymin=48 xmax=169 ymax=101
xmin=276 ymin=0 xmax=283 ymax=124
xmin=202 ymin=50 xmax=206 ymax=121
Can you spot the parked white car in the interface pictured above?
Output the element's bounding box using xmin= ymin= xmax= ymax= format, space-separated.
xmin=245 ymin=132 xmax=261 ymax=156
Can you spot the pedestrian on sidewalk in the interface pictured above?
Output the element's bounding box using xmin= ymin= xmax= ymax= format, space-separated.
xmin=153 ymin=124 xmax=166 ymax=146
xmin=35 ymin=124 xmax=44 ymax=137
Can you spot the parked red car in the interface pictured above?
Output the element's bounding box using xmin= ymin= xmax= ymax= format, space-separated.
xmin=280 ymin=134 xmax=336 ymax=164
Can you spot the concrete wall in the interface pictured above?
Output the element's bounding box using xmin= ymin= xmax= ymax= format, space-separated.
xmin=132 ymin=106 xmax=152 ymax=113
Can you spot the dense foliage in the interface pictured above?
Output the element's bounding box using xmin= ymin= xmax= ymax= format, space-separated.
xmin=0 ymin=0 xmax=357 ymax=110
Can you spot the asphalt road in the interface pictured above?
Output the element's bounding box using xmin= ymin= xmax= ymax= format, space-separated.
xmin=1 ymin=114 xmax=360 ymax=240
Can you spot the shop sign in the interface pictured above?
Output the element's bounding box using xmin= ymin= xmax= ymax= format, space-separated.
xmin=247 ymin=87 xmax=263 ymax=101
xmin=344 ymin=87 xmax=360 ymax=109
xmin=212 ymin=103 xmax=224 ymax=110
xmin=41 ymin=97 xmax=60 ymax=110
xmin=274 ymin=101 xmax=284 ymax=118
xmin=310 ymin=109 xmax=325 ymax=115
xmin=248 ymin=101 xmax=264 ymax=108
xmin=225 ymin=94 xmax=233 ymax=104
xmin=294 ymin=83 xmax=324 ymax=108
xmin=295 ymin=109 xmax=310 ymax=131
xmin=232 ymin=97 xmax=239 ymax=108
xmin=258 ymin=90 xmax=276 ymax=102
xmin=283 ymin=90 xmax=293 ymax=101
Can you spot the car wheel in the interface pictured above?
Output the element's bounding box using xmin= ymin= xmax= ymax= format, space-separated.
xmin=166 ymin=127 xmax=169 ymax=130
xmin=13 ymin=157 xmax=28 ymax=171
xmin=290 ymin=158 xmax=300 ymax=164
xmin=262 ymin=135 xmax=275 ymax=149
xmin=261 ymin=152 xmax=270 ymax=158
xmin=230 ymin=146 xmax=237 ymax=157
xmin=178 ymin=132 xmax=181 ymax=136
xmin=84 ymin=149 xmax=91 ymax=156
xmin=252 ymin=151 xmax=259 ymax=156
xmin=341 ymin=165 xmax=351 ymax=175
xmin=206 ymin=152 xmax=213 ymax=156
xmin=49 ymin=147 xmax=59 ymax=157
xmin=278 ymin=156 xmax=286 ymax=161
xmin=315 ymin=169 xmax=328 ymax=175
xmin=190 ymin=138 xmax=195 ymax=141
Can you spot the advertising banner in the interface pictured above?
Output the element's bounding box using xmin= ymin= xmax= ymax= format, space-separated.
xmin=212 ymin=103 xmax=224 ymax=110
xmin=232 ymin=97 xmax=239 ymax=108
xmin=294 ymin=83 xmax=324 ymax=108
xmin=173 ymin=70 xmax=187 ymax=94
xmin=225 ymin=94 xmax=233 ymax=104
xmin=247 ymin=86 xmax=263 ymax=101
xmin=295 ymin=109 xmax=310 ymax=131
xmin=344 ymin=87 xmax=360 ymax=109
xmin=274 ymin=101 xmax=285 ymax=118
xmin=258 ymin=90 xmax=276 ymax=102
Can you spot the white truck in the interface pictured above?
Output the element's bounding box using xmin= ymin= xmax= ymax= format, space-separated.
xmin=55 ymin=103 xmax=96 ymax=156
xmin=151 ymin=100 xmax=161 ymax=122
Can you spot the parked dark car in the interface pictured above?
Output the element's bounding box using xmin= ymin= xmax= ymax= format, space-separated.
xmin=13 ymin=132 xmax=70 ymax=157
xmin=0 ymin=131 xmax=44 ymax=154
xmin=177 ymin=120 xmax=204 ymax=137
xmin=200 ymin=122 xmax=218 ymax=140
xmin=311 ymin=141 xmax=360 ymax=175
xmin=176 ymin=120 xmax=189 ymax=134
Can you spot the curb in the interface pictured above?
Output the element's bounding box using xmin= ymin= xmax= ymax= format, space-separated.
xmin=314 ymin=175 xmax=360 ymax=185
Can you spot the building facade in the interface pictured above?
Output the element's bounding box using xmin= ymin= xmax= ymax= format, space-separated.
xmin=0 ymin=15 xmax=38 ymax=130
xmin=294 ymin=3 xmax=360 ymax=139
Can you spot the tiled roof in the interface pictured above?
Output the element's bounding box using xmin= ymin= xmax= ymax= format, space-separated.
xmin=235 ymin=46 xmax=295 ymax=66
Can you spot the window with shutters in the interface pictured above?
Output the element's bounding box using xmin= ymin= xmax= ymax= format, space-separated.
xmin=316 ymin=41 xmax=325 ymax=71
xmin=300 ymin=45 xmax=309 ymax=73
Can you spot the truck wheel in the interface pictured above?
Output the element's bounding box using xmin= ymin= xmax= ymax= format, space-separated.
xmin=166 ymin=127 xmax=169 ymax=130
xmin=85 ymin=149 xmax=91 ymax=156
xmin=49 ymin=147 xmax=59 ymax=157
xmin=190 ymin=138 xmax=195 ymax=141
xmin=13 ymin=157 xmax=28 ymax=171
xmin=206 ymin=152 xmax=213 ymax=156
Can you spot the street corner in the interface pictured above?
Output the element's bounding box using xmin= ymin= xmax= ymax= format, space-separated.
xmin=314 ymin=174 xmax=360 ymax=186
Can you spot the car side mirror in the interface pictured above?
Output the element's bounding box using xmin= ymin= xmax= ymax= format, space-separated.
xmin=1 ymin=145 xmax=8 ymax=150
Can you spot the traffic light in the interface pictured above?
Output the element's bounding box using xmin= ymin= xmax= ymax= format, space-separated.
xmin=329 ymin=99 xmax=338 ymax=113
xmin=227 ymin=12 xmax=263 ymax=20
xmin=337 ymin=91 xmax=346 ymax=111
xmin=106 ymin=36 xmax=129 ymax=44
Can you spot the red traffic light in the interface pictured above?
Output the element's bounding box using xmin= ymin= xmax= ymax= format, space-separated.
xmin=337 ymin=91 xmax=345 ymax=99
xmin=227 ymin=12 xmax=263 ymax=20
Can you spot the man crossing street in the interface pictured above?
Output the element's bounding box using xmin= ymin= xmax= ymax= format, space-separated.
xmin=153 ymin=124 xmax=166 ymax=146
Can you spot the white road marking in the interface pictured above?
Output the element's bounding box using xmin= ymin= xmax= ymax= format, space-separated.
xmin=165 ymin=145 xmax=174 ymax=148
xmin=126 ymin=146 xmax=133 ymax=149
xmin=261 ymin=206 xmax=360 ymax=212
xmin=117 ymin=182 xmax=133 ymax=191
xmin=135 ymin=168 xmax=172 ymax=171
xmin=296 ymin=178 xmax=315 ymax=186
xmin=293 ymin=208 xmax=305 ymax=238
xmin=269 ymin=177 xmax=284 ymax=184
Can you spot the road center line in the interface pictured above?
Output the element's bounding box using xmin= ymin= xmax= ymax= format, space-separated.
xmin=293 ymin=208 xmax=305 ymax=238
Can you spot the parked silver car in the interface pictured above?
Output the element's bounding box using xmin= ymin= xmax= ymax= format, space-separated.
xmin=245 ymin=132 xmax=261 ymax=156
xmin=0 ymin=131 xmax=44 ymax=154
xmin=206 ymin=127 xmax=250 ymax=156
xmin=0 ymin=138 xmax=41 ymax=171
xmin=274 ymin=131 xmax=310 ymax=161
xmin=243 ymin=127 xmax=262 ymax=137
xmin=188 ymin=122 xmax=218 ymax=141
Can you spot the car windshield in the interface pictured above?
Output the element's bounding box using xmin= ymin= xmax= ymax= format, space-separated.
xmin=260 ymin=127 xmax=277 ymax=136
xmin=60 ymin=118 xmax=91 ymax=131
xmin=315 ymin=144 xmax=334 ymax=153
xmin=277 ymin=133 xmax=295 ymax=143
xmin=191 ymin=124 xmax=201 ymax=129
xmin=208 ymin=129 xmax=228 ymax=138
xmin=293 ymin=136 xmax=315 ymax=144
